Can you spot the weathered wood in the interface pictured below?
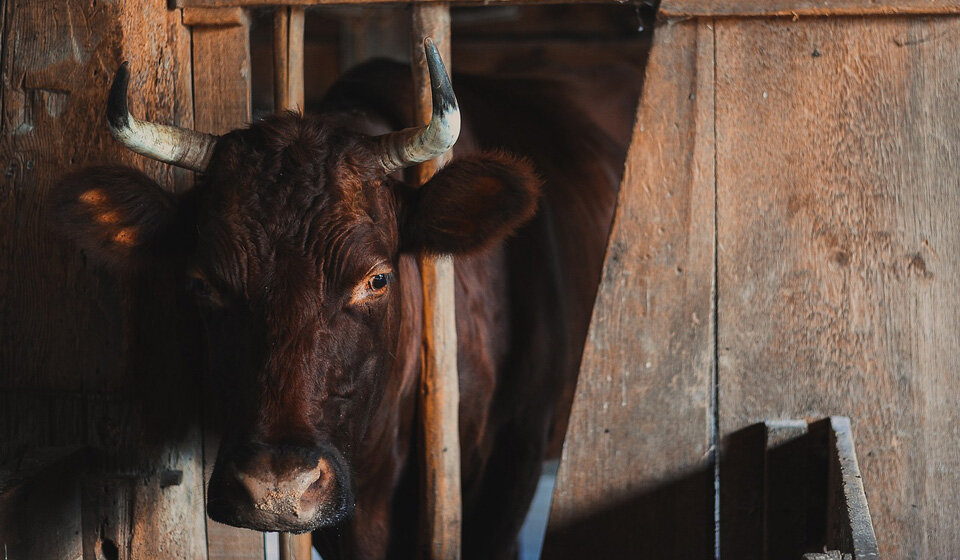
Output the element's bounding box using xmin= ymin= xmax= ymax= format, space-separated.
xmin=714 ymin=15 xmax=960 ymax=558
xmin=183 ymin=7 xmax=248 ymax=26
xmin=186 ymin=11 xmax=265 ymax=560
xmin=827 ymin=417 xmax=879 ymax=560
xmin=0 ymin=0 xmax=207 ymax=558
xmin=175 ymin=0 xmax=616 ymax=7
xmin=0 ymin=447 xmax=87 ymax=560
xmin=661 ymin=0 xmax=960 ymax=17
xmin=542 ymin=18 xmax=715 ymax=558
xmin=191 ymin=11 xmax=252 ymax=135
xmin=289 ymin=8 xmax=305 ymax=111
xmin=273 ymin=6 xmax=305 ymax=112
xmin=278 ymin=531 xmax=314 ymax=560
xmin=411 ymin=6 xmax=461 ymax=560
xmin=273 ymin=8 xmax=290 ymax=111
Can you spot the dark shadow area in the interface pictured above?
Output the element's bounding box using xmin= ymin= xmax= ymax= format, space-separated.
xmin=720 ymin=419 xmax=860 ymax=560
xmin=542 ymin=465 xmax=715 ymax=559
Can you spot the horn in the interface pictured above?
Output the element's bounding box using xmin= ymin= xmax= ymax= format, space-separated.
xmin=374 ymin=38 xmax=461 ymax=172
xmin=108 ymin=62 xmax=218 ymax=172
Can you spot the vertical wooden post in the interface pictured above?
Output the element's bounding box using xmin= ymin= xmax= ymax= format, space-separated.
xmin=274 ymin=6 xmax=306 ymax=112
xmin=185 ymin=7 xmax=266 ymax=560
xmin=411 ymin=6 xmax=462 ymax=560
xmin=273 ymin=7 xmax=311 ymax=560
xmin=278 ymin=531 xmax=313 ymax=560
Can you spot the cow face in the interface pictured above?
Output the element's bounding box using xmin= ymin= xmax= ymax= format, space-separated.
xmin=54 ymin=91 xmax=539 ymax=531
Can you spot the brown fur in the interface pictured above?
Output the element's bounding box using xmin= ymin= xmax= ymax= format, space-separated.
xmin=53 ymin=60 xmax=633 ymax=560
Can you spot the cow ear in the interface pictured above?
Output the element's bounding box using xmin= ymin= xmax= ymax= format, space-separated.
xmin=401 ymin=152 xmax=541 ymax=255
xmin=52 ymin=166 xmax=193 ymax=269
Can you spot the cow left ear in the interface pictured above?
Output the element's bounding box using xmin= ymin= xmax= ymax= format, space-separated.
xmin=400 ymin=152 xmax=541 ymax=255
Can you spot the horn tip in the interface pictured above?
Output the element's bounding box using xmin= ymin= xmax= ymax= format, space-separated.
xmin=107 ymin=62 xmax=131 ymax=131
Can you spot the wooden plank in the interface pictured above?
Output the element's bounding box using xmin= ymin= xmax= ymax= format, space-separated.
xmin=175 ymin=0 xmax=960 ymax=9
xmin=289 ymin=8 xmax=305 ymax=111
xmin=0 ymin=0 xmax=208 ymax=557
xmin=187 ymin=13 xmax=265 ymax=560
xmin=542 ymin=18 xmax=715 ymax=559
xmin=278 ymin=532 xmax=313 ymax=560
xmin=827 ymin=417 xmax=879 ymax=560
xmin=174 ymin=0 xmax=618 ymax=7
xmin=411 ymin=6 xmax=462 ymax=560
xmin=662 ymin=0 xmax=960 ymax=17
xmin=191 ymin=11 xmax=252 ymax=135
xmin=273 ymin=8 xmax=290 ymax=111
xmin=715 ymin=15 xmax=960 ymax=559
xmin=0 ymin=447 xmax=87 ymax=560
xmin=273 ymin=7 xmax=305 ymax=112
xmin=183 ymin=7 xmax=248 ymax=26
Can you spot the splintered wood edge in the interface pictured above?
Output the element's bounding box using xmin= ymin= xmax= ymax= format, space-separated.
xmin=829 ymin=417 xmax=880 ymax=560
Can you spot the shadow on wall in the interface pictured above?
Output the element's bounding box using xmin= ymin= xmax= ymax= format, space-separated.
xmin=542 ymin=419 xmax=874 ymax=559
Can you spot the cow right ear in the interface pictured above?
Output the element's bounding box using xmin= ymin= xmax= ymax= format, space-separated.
xmin=53 ymin=166 xmax=194 ymax=269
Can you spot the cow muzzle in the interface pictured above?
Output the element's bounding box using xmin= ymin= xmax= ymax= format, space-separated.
xmin=207 ymin=442 xmax=354 ymax=533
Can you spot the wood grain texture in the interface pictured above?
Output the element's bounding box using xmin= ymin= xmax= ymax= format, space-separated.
xmin=411 ymin=6 xmax=462 ymax=560
xmin=661 ymin=0 xmax=960 ymax=16
xmin=714 ymin=16 xmax=960 ymax=559
xmin=174 ymin=0 xmax=617 ymax=7
xmin=0 ymin=0 xmax=207 ymax=558
xmin=183 ymin=7 xmax=248 ymax=26
xmin=191 ymin=13 xmax=251 ymax=135
xmin=279 ymin=531 xmax=314 ymax=560
xmin=273 ymin=7 xmax=305 ymax=112
xmin=542 ymin=19 xmax=715 ymax=558
xmin=186 ymin=11 xmax=266 ymax=560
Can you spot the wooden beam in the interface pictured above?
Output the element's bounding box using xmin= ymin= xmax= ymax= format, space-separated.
xmin=273 ymin=9 xmax=311 ymax=557
xmin=173 ymin=0 xmax=960 ymax=12
xmin=190 ymin=9 xmax=252 ymax=134
xmin=411 ymin=6 xmax=462 ymax=560
xmin=174 ymin=0 xmax=617 ymax=7
xmin=661 ymin=0 xmax=960 ymax=17
xmin=542 ymin=18 xmax=716 ymax=558
xmin=185 ymin=11 xmax=266 ymax=560
xmin=273 ymin=7 xmax=306 ymax=112
xmin=274 ymin=8 xmax=290 ymax=111
xmin=278 ymin=532 xmax=313 ymax=560
xmin=182 ymin=7 xmax=248 ymax=26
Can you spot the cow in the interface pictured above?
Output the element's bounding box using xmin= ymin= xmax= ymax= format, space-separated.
xmin=54 ymin=40 xmax=629 ymax=560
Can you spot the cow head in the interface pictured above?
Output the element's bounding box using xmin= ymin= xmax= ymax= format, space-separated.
xmin=54 ymin=40 xmax=540 ymax=533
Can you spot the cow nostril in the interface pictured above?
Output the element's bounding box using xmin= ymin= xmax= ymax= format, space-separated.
xmin=235 ymin=454 xmax=336 ymax=520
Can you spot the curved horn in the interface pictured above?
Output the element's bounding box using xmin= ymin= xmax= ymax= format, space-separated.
xmin=108 ymin=62 xmax=218 ymax=172
xmin=374 ymin=38 xmax=461 ymax=172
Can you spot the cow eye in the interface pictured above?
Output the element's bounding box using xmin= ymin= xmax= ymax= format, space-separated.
xmin=369 ymin=273 xmax=389 ymax=291
xmin=185 ymin=273 xmax=222 ymax=307
xmin=350 ymin=269 xmax=393 ymax=306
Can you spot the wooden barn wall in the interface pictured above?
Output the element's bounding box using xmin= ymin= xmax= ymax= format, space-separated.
xmin=544 ymin=18 xmax=716 ymax=558
xmin=0 ymin=1 xmax=208 ymax=557
xmin=714 ymin=15 xmax=960 ymax=558
xmin=548 ymin=11 xmax=960 ymax=559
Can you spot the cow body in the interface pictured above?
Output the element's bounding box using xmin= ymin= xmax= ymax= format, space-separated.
xmin=312 ymin=60 xmax=627 ymax=559
xmin=55 ymin=57 xmax=634 ymax=560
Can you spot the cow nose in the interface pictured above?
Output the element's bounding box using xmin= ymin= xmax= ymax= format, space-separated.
xmin=208 ymin=443 xmax=353 ymax=532
xmin=238 ymin=448 xmax=331 ymax=518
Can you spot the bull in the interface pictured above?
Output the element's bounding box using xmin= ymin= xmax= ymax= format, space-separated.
xmin=54 ymin=40 xmax=624 ymax=559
